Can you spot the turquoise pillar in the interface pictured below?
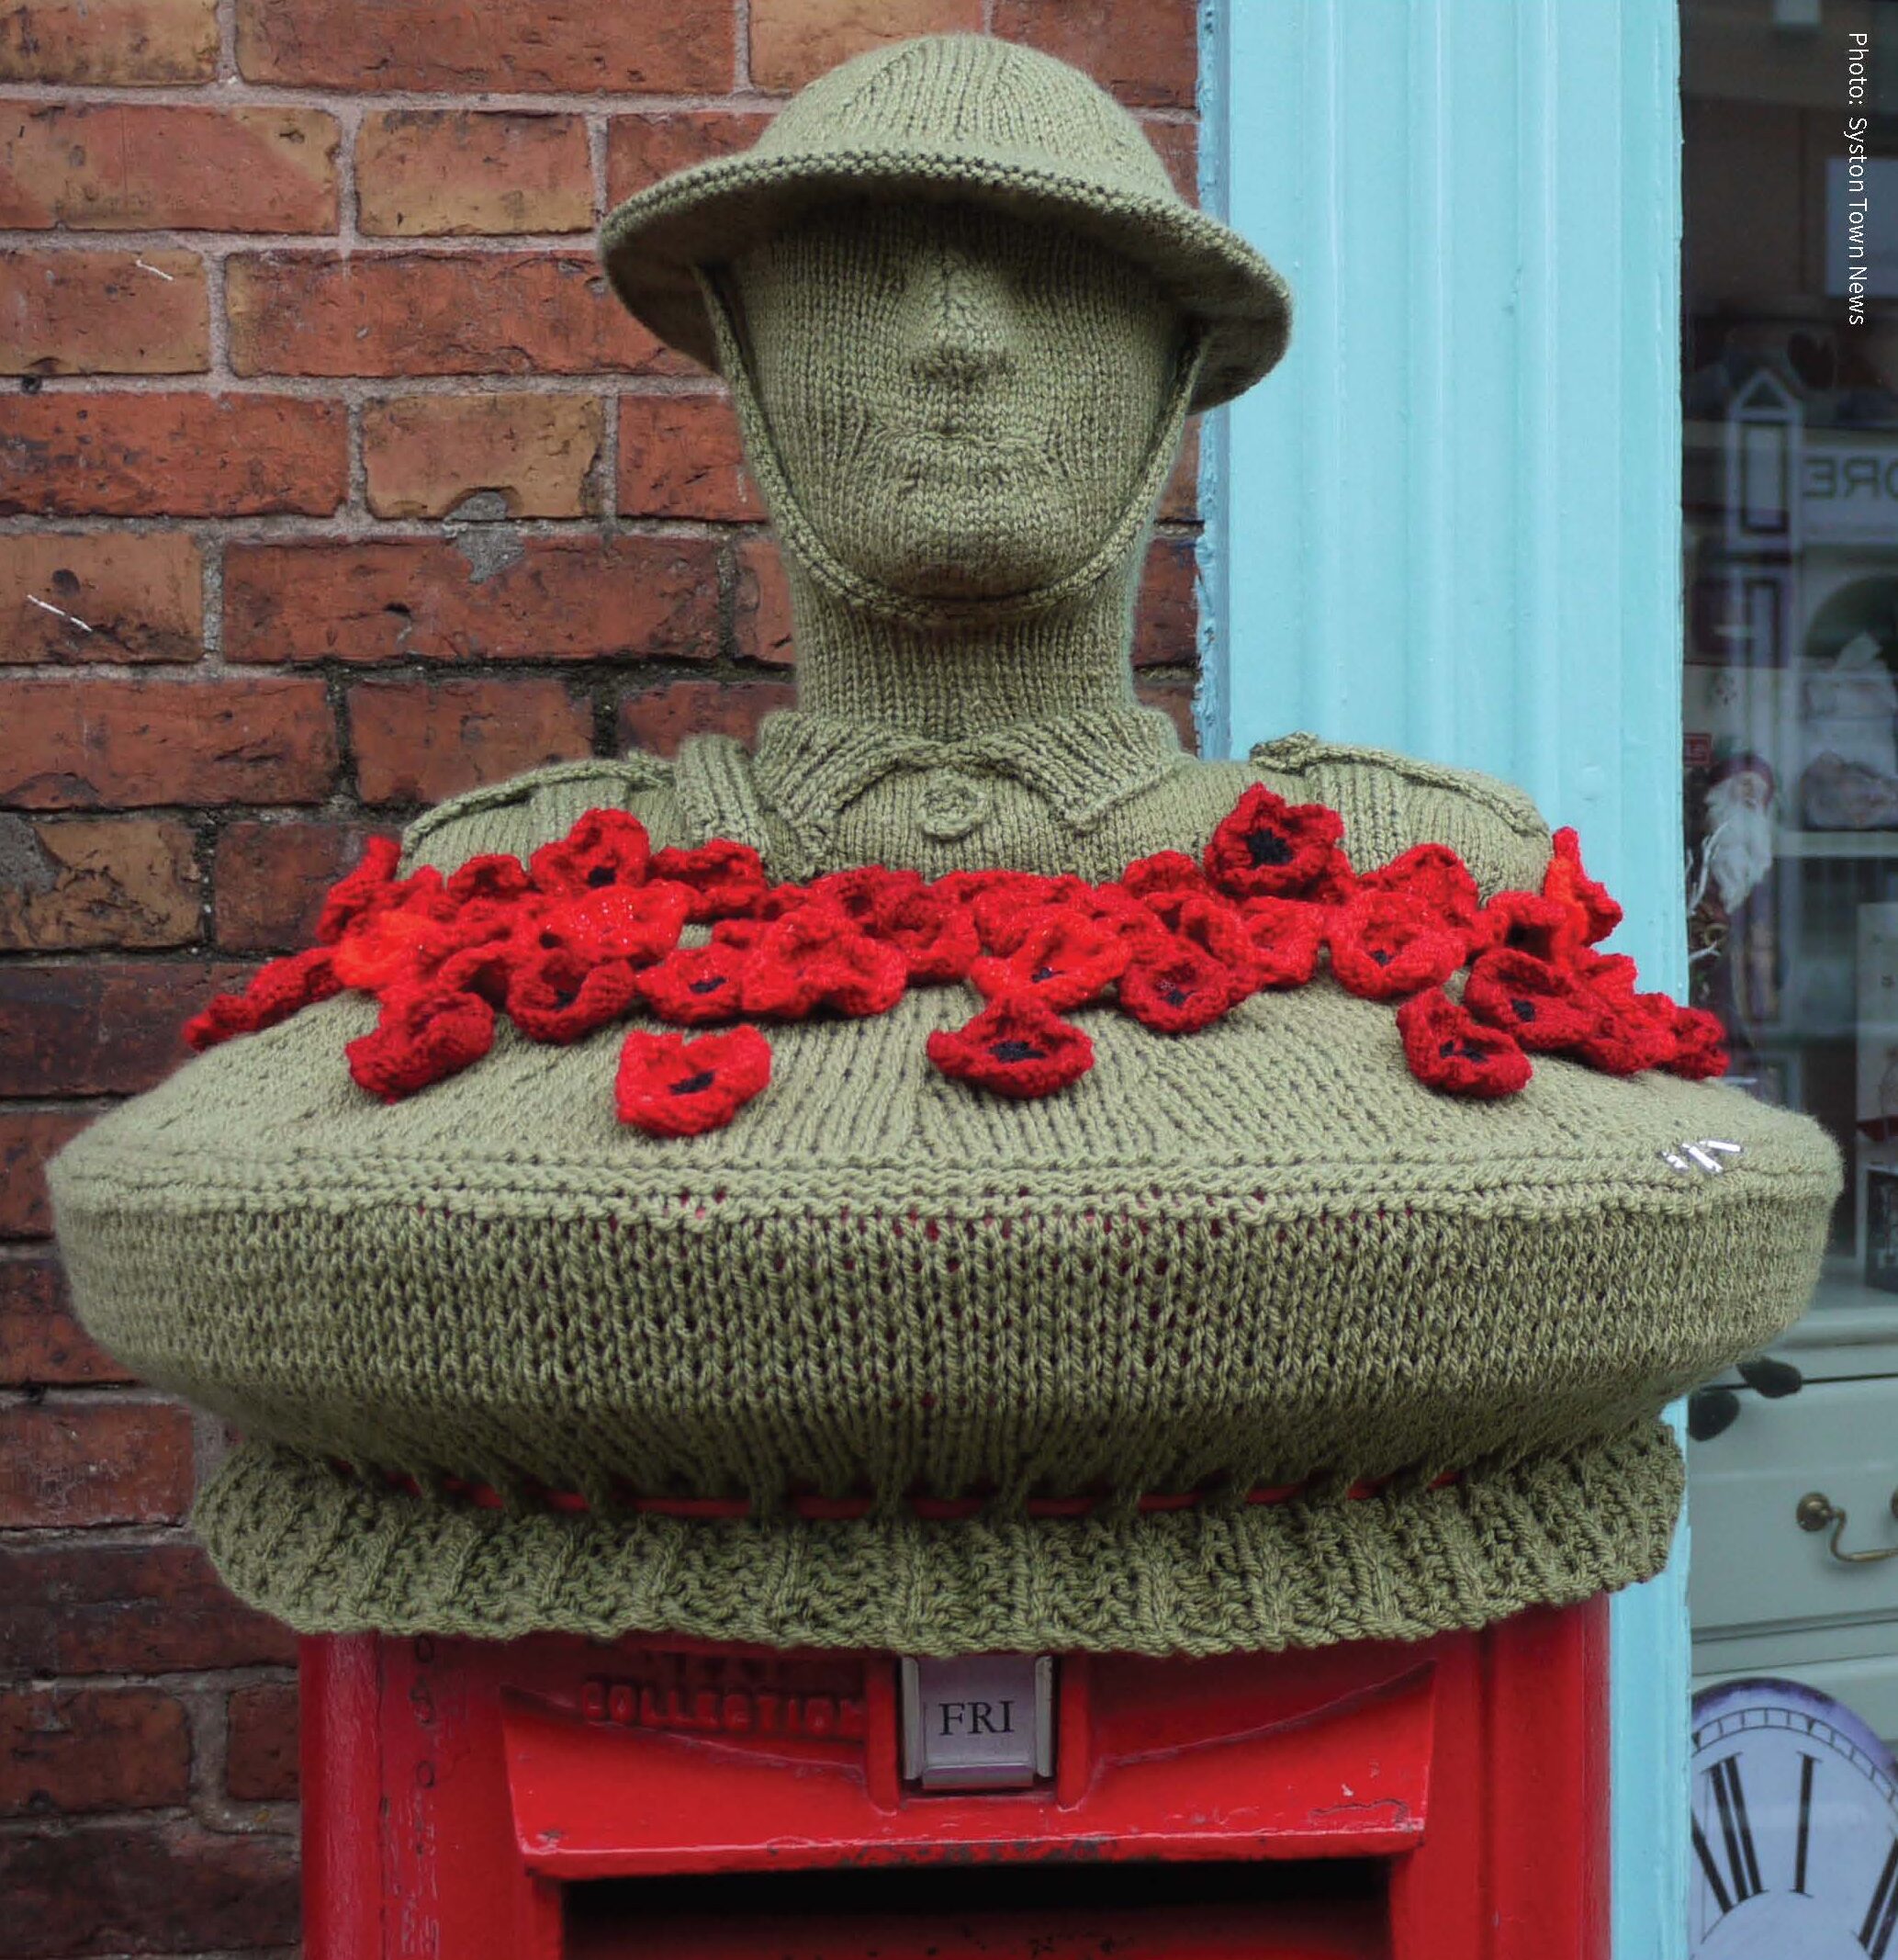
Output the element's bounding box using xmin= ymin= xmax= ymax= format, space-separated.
xmin=1200 ymin=4 xmax=1689 ymax=1955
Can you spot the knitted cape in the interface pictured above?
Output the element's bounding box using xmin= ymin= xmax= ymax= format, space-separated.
xmin=47 ymin=722 xmax=1841 ymax=1656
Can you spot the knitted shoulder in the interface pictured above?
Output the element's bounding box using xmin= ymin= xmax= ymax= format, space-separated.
xmin=1248 ymin=731 xmax=1552 ymax=897
xmin=399 ymin=755 xmax=679 ymax=876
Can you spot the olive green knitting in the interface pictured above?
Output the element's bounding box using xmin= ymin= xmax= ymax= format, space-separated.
xmin=48 ymin=32 xmax=1841 ymax=1659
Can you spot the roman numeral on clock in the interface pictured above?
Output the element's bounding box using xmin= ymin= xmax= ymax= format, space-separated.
xmin=1694 ymin=1756 xmax=1763 ymax=1918
xmin=1862 ymin=1836 xmax=1898 ymax=1959
xmin=1795 ymin=1752 xmax=1816 ymax=1897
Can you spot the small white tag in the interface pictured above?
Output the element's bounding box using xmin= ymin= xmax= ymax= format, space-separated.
xmin=900 ymin=1654 xmax=1053 ymax=1790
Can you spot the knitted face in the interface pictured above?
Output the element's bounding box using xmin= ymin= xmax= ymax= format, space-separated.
xmin=725 ymin=197 xmax=1185 ymax=600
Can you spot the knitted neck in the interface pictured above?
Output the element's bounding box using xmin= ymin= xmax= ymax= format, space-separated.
xmin=782 ymin=545 xmax=1144 ymax=738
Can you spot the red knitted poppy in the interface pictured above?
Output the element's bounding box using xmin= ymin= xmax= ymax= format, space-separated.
xmin=345 ymin=984 xmax=496 ymax=1104
xmin=1397 ymin=989 xmax=1533 ymax=1098
xmin=927 ymin=997 xmax=1095 ymax=1097
xmin=1238 ymin=897 xmax=1326 ymax=988
xmin=181 ymin=783 xmax=1732 ymax=1133
xmin=1118 ymin=938 xmax=1251 ymax=1035
xmin=1357 ymin=843 xmax=1482 ymax=931
xmin=1204 ymin=783 xmax=1352 ymax=901
xmin=1544 ymin=827 xmax=1623 ymax=946
xmin=528 ymin=807 xmax=651 ymax=896
xmin=615 ymin=1025 xmax=772 ymax=1136
xmin=737 ymin=907 xmax=908 ymax=1019
xmin=184 ymin=944 xmax=343 ymax=1053
xmin=875 ymin=889 xmax=981 ymax=986
xmin=1462 ymin=948 xmax=1602 ymax=1053
xmin=648 ymin=839 xmax=771 ymax=922
xmin=505 ymin=953 xmax=644 ymax=1045
xmin=971 ymin=907 xmax=1129 ymax=1011
xmin=1328 ymin=892 xmax=1468 ymax=1002
xmin=635 ymin=941 xmax=753 ymax=1025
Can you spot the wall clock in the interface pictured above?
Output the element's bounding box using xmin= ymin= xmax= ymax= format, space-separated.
xmin=1691 ymin=1675 xmax=1898 ymax=1956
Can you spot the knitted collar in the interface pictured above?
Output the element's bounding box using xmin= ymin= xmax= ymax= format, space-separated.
xmin=752 ymin=701 xmax=1191 ymax=842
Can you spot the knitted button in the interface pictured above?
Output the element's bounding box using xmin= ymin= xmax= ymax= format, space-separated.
xmin=916 ymin=767 xmax=991 ymax=841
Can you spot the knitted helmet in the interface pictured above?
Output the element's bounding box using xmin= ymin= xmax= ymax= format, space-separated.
xmin=598 ymin=32 xmax=1292 ymax=413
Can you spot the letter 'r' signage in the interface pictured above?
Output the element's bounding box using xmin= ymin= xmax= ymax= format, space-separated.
xmin=900 ymin=1654 xmax=1054 ymax=1790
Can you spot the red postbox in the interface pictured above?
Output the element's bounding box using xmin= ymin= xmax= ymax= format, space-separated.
xmin=300 ymin=1597 xmax=1607 ymax=1960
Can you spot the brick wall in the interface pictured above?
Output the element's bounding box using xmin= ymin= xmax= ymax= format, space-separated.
xmin=0 ymin=4 xmax=1203 ymax=1952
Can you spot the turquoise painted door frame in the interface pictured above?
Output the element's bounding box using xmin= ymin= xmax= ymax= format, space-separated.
xmin=1198 ymin=4 xmax=1690 ymax=1956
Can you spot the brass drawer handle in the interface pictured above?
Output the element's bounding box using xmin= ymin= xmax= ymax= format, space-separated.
xmin=1796 ymin=1490 xmax=1898 ymax=1564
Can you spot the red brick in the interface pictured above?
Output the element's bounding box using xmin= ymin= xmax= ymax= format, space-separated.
xmin=1132 ymin=535 xmax=1197 ymax=670
xmin=0 ymin=393 xmax=346 ymax=517
xmin=0 ymin=961 xmax=252 ymax=1097
xmin=734 ymin=535 xmax=795 ymax=669
xmin=0 ymin=248 xmax=208 ymax=377
xmin=0 ymin=102 xmax=339 ymax=231
xmin=226 ymin=1684 xmax=298 ymax=1802
xmin=750 ymin=0 xmax=982 ymax=92
xmin=0 ymin=1541 xmax=297 ymax=1674
xmin=0 ymin=0 xmax=218 ymax=84
xmin=238 ymin=0 xmax=732 ymax=91
xmin=1143 ymin=116 xmax=1198 ymax=205
xmin=227 ymin=251 xmax=673 ymax=378
xmin=0 ymin=1110 xmax=94 ymax=1239
xmin=618 ymin=679 xmax=798 ymax=759
xmin=618 ymin=390 xmax=763 ymax=522
xmin=226 ymin=536 xmax=718 ymax=666
xmin=0 ymin=1820 xmax=299 ymax=1954
xmin=0 ymin=676 xmax=337 ymax=808
xmin=1160 ymin=422 xmax=1199 ymax=524
xmin=0 ymin=1256 xmax=133 ymax=1386
xmin=364 ymin=394 xmax=602 ymax=520
xmin=1137 ymin=677 xmax=1198 ymax=753
xmin=606 ymin=110 xmax=775 ymax=204
xmin=0 ymin=816 xmax=201 ymax=951
xmin=350 ymin=678 xmax=595 ymax=806
xmin=357 ymin=110 xmax=592 ymax=236
xmin=214 ymin=820 xmax=376 ymax=952
xmin=0 ymin=1399 xmax=194 ymax=1527
xmin=1 ymin=1687 xmax=189 ymax=1816
xmin=993 ymin=0 xmax=1196 ymax=109
xmin=0 ymin=531 xmax=203 ymax=665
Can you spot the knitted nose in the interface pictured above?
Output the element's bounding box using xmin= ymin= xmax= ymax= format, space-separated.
xmin=904 ymin=232 xmax=1016 ymax=398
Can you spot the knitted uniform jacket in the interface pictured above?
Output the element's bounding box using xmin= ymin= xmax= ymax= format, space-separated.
xmin=48 ymin=716 xmax=1841 ymax=1657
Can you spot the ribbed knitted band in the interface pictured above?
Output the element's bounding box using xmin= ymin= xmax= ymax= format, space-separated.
xmin=195 ymin=1422 xmax=1685 ymax=1657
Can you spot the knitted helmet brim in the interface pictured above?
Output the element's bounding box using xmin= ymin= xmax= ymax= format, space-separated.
xmin=598 ymin=148 xmax=1292 ymax=414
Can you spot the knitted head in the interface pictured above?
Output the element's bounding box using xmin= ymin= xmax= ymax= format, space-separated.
xmin=596 ymin=31 xmax=1293 ymax=736
xmin=709 ymin=197 xmax=1191 ymax=604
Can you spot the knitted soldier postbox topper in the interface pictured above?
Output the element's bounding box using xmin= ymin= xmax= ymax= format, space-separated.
xmin=50 ymin=35 xmax=1839 ymax=1657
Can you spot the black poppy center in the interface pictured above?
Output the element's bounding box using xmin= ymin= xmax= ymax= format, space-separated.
xmin=1370 ymin=949 xmax=1394 ymax=966
xmin=1161 ymin=984 xmax=1192 ymax=1007
xmin=586 ymin=863 xmax=618 ymax=888
xmin=1511 ymin=997 xmax=1537 ymax=1023
xmin=1438 ymin=1038 xmax=1493 ymax=1063
xmin=688 ymin=976 xmax=726 ymax=996
xmin=1243 ymin=828 xmax=1295 ymax=868
xmin=992 ymin=1040 xmax=1046 ymax=1063
xmin=670 ymin=1069 xmax=717 ymax=1096
xmin=1030 ymin=964 xmax=1057 ymax=983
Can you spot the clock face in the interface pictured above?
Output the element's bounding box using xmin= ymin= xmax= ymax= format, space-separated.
xmin=1691 ymin=1676 xmax=1898 ymax=1958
